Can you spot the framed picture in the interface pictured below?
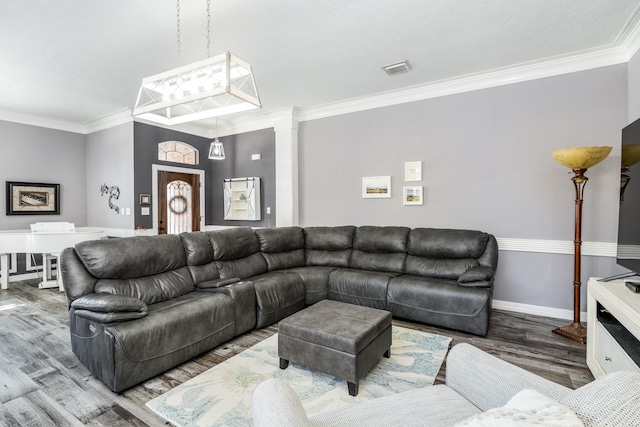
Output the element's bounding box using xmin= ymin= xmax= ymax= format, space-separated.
xmin=403 ymin=186 xmax=424 ymax=205
xmin=6 ymin=181 xmax=60 ymax=215
xmin=139 ymin=194 xmax=151 ymax=206
xmin=362 ymin=176 xmax=391 ymax=198
xmin=405 ymin=161 xmax=422 ymax=181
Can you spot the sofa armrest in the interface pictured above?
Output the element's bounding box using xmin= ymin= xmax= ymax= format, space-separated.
xmin=71 ymin=293 xmax=148 ymax=323
xmin=457 ymin=266 xmax=494 ymax=287
xmin=446 ymin=343 xmax=571 ymax=411
xmin=197 ymin=277 xmax=241 ymax=289
xmin=252 ymin=379 xmax=313 ymax=427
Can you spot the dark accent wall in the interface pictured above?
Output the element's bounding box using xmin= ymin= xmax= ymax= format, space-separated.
xmin=133 ymin=122 xmax=275 ymax=229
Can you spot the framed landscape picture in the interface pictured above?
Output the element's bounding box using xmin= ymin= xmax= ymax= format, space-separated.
xmin=362 ymin=176 xmax=392 ymax=198
xmin=6 ymin=181 xmax=60 ymax=215
xmin=403 ymin=186 xmax=423 ymax=205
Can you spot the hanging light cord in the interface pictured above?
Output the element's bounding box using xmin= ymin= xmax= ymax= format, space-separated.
xmin=206 ymin=0 xmax=212 ymax=58
xmin=176 ymin=0 xmax=181 ymax=65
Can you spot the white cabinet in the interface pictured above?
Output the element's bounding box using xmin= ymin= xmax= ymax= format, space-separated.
xmin=223 ymin=177 xmax=261 ymax=221
xmin=587 ymin=278 xmax=640 ymax=378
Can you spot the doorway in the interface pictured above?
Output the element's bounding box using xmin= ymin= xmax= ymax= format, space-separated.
xmin=152 ymin=165 xmax=205 ymax=234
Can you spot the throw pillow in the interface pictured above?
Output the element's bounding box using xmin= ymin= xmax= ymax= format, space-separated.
xmin=454 ymin=389 xmax=583 ymax=427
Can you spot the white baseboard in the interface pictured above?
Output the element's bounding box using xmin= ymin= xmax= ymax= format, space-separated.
xmin=493 ymin=299 xmax=587 ymax=322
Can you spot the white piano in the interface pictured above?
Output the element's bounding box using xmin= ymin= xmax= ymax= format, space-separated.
xmin=0 ymin=222 xmax=104 ymax=291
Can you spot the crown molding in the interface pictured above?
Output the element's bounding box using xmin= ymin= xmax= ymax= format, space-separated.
xmin=0 ymin=109 xmax=87 ymax=134
xmin=298 ymin=46 xmax=629 ymax=123
xmin=83 ymin=108 xmax=133 ymax=134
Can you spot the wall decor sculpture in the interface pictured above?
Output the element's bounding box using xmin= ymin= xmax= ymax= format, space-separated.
xmin=6 ymin=181 xmax=60 ymax=215
xmin=100 ymin=184 xmax=121 ymax=214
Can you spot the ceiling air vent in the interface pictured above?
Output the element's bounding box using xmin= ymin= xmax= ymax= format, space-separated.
xmin=382 ymin=60 xmax=411 ymax=75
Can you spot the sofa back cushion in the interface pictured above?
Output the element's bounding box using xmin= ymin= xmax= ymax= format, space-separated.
xmin=208 ymin=228 xmax=268 ymax=279
xmin=350 ymin=226 xmax=409 ymax=273
xmin=405 ymin=228 xmax=489 ymax=279
xmin=94 ymin=267 xmax=195 ymax=305
xmin=256 ymin=227 xmax=305 ymax=271
xmin=75 ymin=235 xmax=187 ymax=279
xmin=74 ymin=235 xmax=195 ymax=304
xmin=180 ymin=231 xmax=220 ymax=284
xmin=304 ymin=226 xmax=355 ymax=267
xmin=408 ymin=228 xmax=489 ymax=259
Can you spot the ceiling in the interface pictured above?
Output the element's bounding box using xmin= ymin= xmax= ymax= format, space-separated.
xmin=1 ymin=0 xmax=640 ymax=133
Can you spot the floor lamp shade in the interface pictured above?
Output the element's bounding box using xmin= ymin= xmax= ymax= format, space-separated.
xmin=551 ymin=146 xmax=612 ymax=344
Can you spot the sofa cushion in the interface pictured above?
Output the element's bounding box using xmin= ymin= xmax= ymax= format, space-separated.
xmin=256 ymin=227 xmax=306 ymax=271
xmin=408 ymin=228 xmax=489 ymax=259
xmin=217 ymin=252 xmax=268 ymax=280
xmin=180 ymin=231 xmax=214 ymax=266
xmin=210 ymin=227 xmax=261 ymax=261
xmin=387 ymin=275 xmax=490 ymax=317
xmin=304 ymin=226 xmax=355 ymax=250
xmin=286 ymin=266 xmax=337 ymax=305
xmin=105 ymin=291 xmax=235 ymax=364
xmin=94 ymin=266 xmax=195 ymax=305
xmin=328 ymin=269 xmax=395 ymax=309
xmin=304 ymin=226 xmax=355 ymax=267
xmin=251 ymin=272 xmax=306 ymax=328
xmin=405 ymin=256 xmax=479 ymax=280
xmin=559 ymin=371 xmax=640 ymax=427
xmin=75 ymin=234 xmax=187 ymax=279
xmin=353 ymin=226 xmax=410 ymax=253
xmin=256 ymin=227 xmax=304 ymax=253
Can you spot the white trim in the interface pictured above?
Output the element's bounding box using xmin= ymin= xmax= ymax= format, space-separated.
xmin=496 ymin=237 xmax=617 ymax=257
xmin=83 ymin=109 xmax=133 ymax=134
xmin=151 ymin=164 xmax=206 ymax=235
xmin=8 ymin=272 xmax=42 ymax=283
xmin=493 ymin=299 xmax=587 ymax=323
xmin=0 ymin=109 xmax=87 ymax=133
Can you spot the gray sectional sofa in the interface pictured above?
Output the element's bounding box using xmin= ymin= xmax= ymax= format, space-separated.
xmin=61 ymin=225 xmax=498 ymax=392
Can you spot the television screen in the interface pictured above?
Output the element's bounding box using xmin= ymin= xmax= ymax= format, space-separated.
xmin=617 ymin=117 xmax=640 ymax=275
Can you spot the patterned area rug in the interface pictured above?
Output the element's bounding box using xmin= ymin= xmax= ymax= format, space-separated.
xmin=146 ymin=326 xmax=451 ymax=427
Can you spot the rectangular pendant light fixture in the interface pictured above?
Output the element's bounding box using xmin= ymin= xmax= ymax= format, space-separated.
xmin=133 ymin=52 xmax=261 ymax=125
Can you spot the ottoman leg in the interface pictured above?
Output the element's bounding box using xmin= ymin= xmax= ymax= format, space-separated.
xmin=384 ymin=348 xmax=391 ymax=358
xmin=348 ymin=381 xmax=358 ymax=396
xmin=280 ymin=358 xmax=289 ymax=369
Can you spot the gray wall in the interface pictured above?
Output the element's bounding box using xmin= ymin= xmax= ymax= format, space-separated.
xmin=86 ymin=122 xmax=135 ymax=229
xmin=298 ymin=64 xmax=628 ymax=311
xmin=0 ymin=120 xmax=87 ymax=230
xmin=629 ymin=48 xmax=640 ymax=123
xmin=133 ymin=123 xmax=275 ymax=229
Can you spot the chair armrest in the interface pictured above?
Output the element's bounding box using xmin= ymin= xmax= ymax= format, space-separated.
xmin=70 ymin=293 xmax=148 ymax=323
xmin=457 ymin=266 xmax=494 ymax=287
xmin=445 ymin=343 xmax=572 ymax=411
xmin=252 ymin=379 xmax=313 ymax=427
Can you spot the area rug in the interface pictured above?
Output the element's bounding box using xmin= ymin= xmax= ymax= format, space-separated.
xmin=146 ymin=326 xmax=451 ymax=427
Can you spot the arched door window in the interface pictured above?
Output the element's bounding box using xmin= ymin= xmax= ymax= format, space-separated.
xmin=158 ymin=141 xmax=199 ymax=165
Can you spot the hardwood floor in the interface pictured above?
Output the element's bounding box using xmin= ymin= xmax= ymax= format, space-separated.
xmin=0 ymin=279 xmax=594 ymax=426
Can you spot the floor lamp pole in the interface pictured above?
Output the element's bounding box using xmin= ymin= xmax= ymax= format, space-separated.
xmin=553 ymin=168 xmax=588 ymax=344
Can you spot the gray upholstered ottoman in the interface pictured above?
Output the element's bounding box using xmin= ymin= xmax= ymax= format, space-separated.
xmin=278 ymin=299 xmax=392 ymax=396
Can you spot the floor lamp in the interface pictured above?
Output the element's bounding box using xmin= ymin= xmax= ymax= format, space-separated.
xmin=551 ymin=146 xmax=612 ymax=344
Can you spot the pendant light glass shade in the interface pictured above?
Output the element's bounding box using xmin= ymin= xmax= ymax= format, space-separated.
xmin=208 ymin=138 xmax=225 ymax=160
xmin=133 ymin=52 xmax=261 ymax=125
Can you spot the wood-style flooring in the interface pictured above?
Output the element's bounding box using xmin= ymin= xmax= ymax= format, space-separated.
xmin=0 ymin=279 xmax=593 ymax=426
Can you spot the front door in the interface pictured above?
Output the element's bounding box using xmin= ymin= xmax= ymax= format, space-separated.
xmin=157 ymin=171 xmax=201 ymax=234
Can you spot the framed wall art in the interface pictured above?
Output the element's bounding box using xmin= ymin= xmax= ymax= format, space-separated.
xmin=6 ymin=181 xmax=60 ymax=215
xmin=362 ymin=176 xmax=391 ymax=198
xmin=403 ymin=186 xmax=424 ymax=205
xmin=404 ymin=161 xmax=422 ymax=181
xmin=139 ymin=194 xmax=151 ymax=206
